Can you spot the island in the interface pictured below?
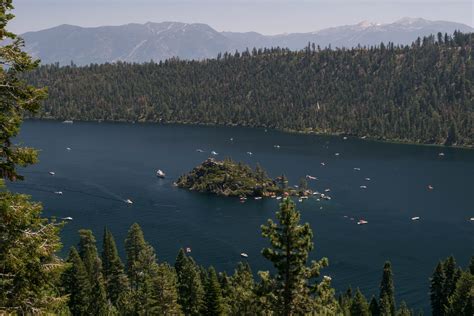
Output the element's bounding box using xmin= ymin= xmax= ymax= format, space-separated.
xmin=176 ymin=158 xmax=312 ymax=198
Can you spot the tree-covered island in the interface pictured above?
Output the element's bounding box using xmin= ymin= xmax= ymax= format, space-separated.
xmin=176 ymin=158 xmax=311 ymax=198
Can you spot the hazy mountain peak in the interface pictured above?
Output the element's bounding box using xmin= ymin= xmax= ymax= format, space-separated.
xmin=21 ymin=18 xmax=473 ymax=65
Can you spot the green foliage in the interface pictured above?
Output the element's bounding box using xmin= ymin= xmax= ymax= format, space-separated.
xmin=175 ymin=249 xmax=205 ymax=315
xmin=396 ymin=301 xmax=412 ymax=316
xmin=0 ymin=191 xmax=67 ymax=314
xmin=176 ymin=158 xmax=289 ymax=197
xmin=62 ymin=247 xmax=91 ymax=315
xmin=369 ymin=295 xmax=380 ymax=316
xmin=203 ymin=267 xmax=225 ymax=315
xmin=379 ymin=261 xmax=396 ymax=316
xmin=445 ymin=271 xmax=474 ymax=316
xmin=226 ymin=262 xmax=258 ymax=315
xmin=77 ymin=229 xmax=109 ymax=314
xmin=260 ymin=198 xmax=332 ymax=315
xmin=350 ymin=288 xmax=370 ymax=316
xmin=0 ymin=0 xmax=47 ymax=182
xmin=101 ymin=227 xmax=129 ymax=306
xmin=24 ymin=33 xmax=474 ymax=147
xmin=430 ymin=262 xmax=447 ymax=316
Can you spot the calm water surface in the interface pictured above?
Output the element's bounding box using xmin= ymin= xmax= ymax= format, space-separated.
xmin=11 ymin=121 xmax=474 ymax=312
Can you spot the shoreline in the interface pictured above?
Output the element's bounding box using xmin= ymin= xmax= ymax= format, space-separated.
xmin=25 ymin=117 xmax=473 ymax=150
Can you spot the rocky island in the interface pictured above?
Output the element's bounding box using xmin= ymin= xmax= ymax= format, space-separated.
xmin=176 ymin=158 xmax=311 ymax=198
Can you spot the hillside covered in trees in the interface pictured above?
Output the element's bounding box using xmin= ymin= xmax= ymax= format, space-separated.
xmin=24 ymin=31 xmax=473 ymax=147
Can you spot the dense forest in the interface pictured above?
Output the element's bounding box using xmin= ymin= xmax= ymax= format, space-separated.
xmin=24 ymin=31 xmax=473 ymax=147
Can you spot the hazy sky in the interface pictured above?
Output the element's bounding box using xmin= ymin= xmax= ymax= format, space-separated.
xmin=10 ymin=0 xmax=473 ymax=35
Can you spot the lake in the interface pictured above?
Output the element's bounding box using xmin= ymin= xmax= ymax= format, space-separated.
xmin=10 ymin=120 xmax=474 ymax=312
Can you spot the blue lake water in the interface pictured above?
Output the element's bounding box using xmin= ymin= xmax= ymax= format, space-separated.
xmin=10 ymin=120 xmax=474 ymax=312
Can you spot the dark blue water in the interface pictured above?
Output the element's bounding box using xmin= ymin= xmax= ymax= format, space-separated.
xmin=10 ymin=120 xmax=474 ymax=312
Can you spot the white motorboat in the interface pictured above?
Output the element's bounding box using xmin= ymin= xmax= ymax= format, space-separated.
xmin=196 ymin=149 xmax=204 ymax=152
xmin=247 ymin=151 xmax=253 ymax=155
xmin=62 ymin=217 xmax=73 ymax=221
xmin=360 ymin=185 xmax=367 ymax=189
xmin=357 ymin=219 xmax=368 ymax=225
xmin=211 ymin=151 xmax=218 ymax=155
xmin=306 ymin=175 xmax=317 ymax=180
xmin=125 ymin=199 xmax=133 ymax=204
xmin=49 ymin=171 xmax=55 ymax=176
xmin=62 ymin=120 xmax=73 ymax=124
xmin=240 ymin=253 xmax=249 ymax=258
xmin=411 ymin=217 xmax=420 ymax=221
xmin=54 ymin=191 xmax=63 ymax=195
xmin=156 ymin=169 xmax=166 ymax=178
xmin=254 ymin=196 xmax=262 ymax=200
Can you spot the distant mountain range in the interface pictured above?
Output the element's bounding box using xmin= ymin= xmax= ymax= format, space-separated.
xmin=21 ymin=18 xmax=473 ymax=65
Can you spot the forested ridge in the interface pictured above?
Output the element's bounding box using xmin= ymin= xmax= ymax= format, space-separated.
xmin=24 ymin=31 xmax=473 ymax=147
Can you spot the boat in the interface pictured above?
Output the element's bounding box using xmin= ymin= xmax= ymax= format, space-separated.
xmin=357 ymin=219 xmax=368 ymax=225
xmin=353 ymin=167 xmax=361 ymax=171
xmin=365 ymin=178 xmax=371 ymax=181
xmin=240 ymin=253 xmax=249 ymax=258
xmin=321 ymin=162 xmax=326 ymax=166
xmin=66 ymin=147 xmax=71 ymax=151
xmin=324 ymin=188 xmax=331 ymax=192
xmin=343 ymin=137 xmax=348 ymax=140
xmin=49 ymin=171 xmax=55 ymax=176
xmin=196 ymin=149 xmax=204 ymax=153
xmin=411 ymin=217 xmax=420 ymax=221
xmin=274 ymin=145 xmax=280 ymax=148
xmin=428 ymin=185 xmax=434 ymax=190
xmin=335 ymin=153 xmax=340 ymax=156
xmin=438 ymin=153 xmax=445 ymax=157
xmin=247 ymin=151 xmax=253 ymax=155
xmin=156 ymin=169 xmax=166 ymax=178
xmin=185 ymin=247 xmax=192 ymax=253
xmin=276 ymin=196 xmax=282 ymax=200
xmin=62 ymin=120 xmax=73 ymax=124
xmin=124 ymin=199 xmax=133 ymax=204
xmin=298 ymin=198 xmax=303 ymax=202
xmin=361 ymin=136 xmax=367 ymax=139
xmin=254 ymin=196 xmax=262 ymax=200
xmin=62 ymin=217 xmax=73 ymax=221
xmin=470 ymin=217 xmax=474 ymax=221
xmin=306 ymin=175 xmax=317 ymax=180
xmin=211 ymin=151 xmax=218 ymax=155
xmin=230 ymin=138 xmax=234 ymax=141
xmin=360 ymin=185 xmax=367 ymax=189
xmin=322 ymin=195 xmax=331 ymax=200
xmin=54 ymin=191 xmax=63 ymax=195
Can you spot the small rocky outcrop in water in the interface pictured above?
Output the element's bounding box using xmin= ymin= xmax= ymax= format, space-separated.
xmin=176 ymin=158 xmax=306 ymax=197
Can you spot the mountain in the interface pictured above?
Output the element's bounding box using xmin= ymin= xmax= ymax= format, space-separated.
xmin=21 ymin=18 xmax=472 ymax=65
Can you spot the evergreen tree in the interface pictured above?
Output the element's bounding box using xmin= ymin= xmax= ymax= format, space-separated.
xmin=350 ymin=288 xmax=370 ymax=316
xmin=430 ymin=262 xmax=447 ymax=316
xmin=228 ymin=262 xmax=258 ymax=315
xmin=101 ymin=227 xmax=129 ymax=305
xmin=443 ymin=256 xmax=461 ymax=301
xmin=298 ymin=177 xmax=308 ymax=193
xmin=175 ymin=249 xmax=205 ymax=315
xmin=0 ymin=192 xmax=67 ymax=314
xmin=379 ymin=261 xmax=396 ymax=316
xmin=203 ymin=267 xmax=225 ymax=315
xmin=469 ymin=256 xmax=474 ymax=275
xmin=62 ymin=247 xmax=91 ymax=315
xmin=77 ymin=229 xmax=109 ymax=315
xmin=445 ymin=271 xmax=474 ymax=316
xmin=369 ymin=295 xmax=380 ymax=316
xmin=444 ymin=123 xmax=457 ymax=146
xmin=260 ymin=198 xmax=331 ymax=315
xmin=396 ymin=301 xmax=412 ymax=316
xmin=150 ymin=263 xmax=182 ymax=315
xmin=0 ymin=0 xmax=47 ymax=182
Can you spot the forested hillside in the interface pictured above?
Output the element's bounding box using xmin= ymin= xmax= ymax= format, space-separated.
xmin=25 ymin=32 xmax=473 ymax=146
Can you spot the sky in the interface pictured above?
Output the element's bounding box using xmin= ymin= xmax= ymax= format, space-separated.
xmin=10 ymin=0 xmax=473 ymax=35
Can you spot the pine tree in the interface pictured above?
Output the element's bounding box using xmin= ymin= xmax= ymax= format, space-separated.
xmin=228 ymin=262 xmax=257 ymax=315
xmin=62 ymin=247 xmax=91 ymax=315
xmin=77 ymin=230 xmax=109 ymax=314
xmin=350 ymin=288 xmax=370 ymax=316
xmin=0 ymin=192 xmax=67 ymax=314
xmin=379 ymin=261 xmax=396 ymax=316
xmin=369 ymin=295 xmax=380 ymax=316
xmin=430 ymin=262 xmax=447 ymax=316
xmin=396 ymin=301 xmax=412 ymax=316
xmin=0 ymin=0 xmax=47 ymax=182
xmin=203 ymin=267 xmax=225 ymax=315
xmin=175 ymin=249 xmax=205 ymax=315
xmin=469 ymin=256 xmax=474 ymax=275
xmin=101 ymin=227 xmax=129 ymax=305
xmin=150 ymin=263 xmax=182 ymax=314
xmin=125 ymin=223 xmax=156 ymax=289
xmin=261 ymin=198 xmax=331 ymax=315
xmin=443 ymin=256 xmax=461 ymax=301
xmin=445 ymin=271 xmax=474 ymax=316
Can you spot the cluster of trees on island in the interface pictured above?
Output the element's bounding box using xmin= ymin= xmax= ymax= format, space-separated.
xmin=23 ymin=31 xmax=473 ymax=147
xmin=176 ymin=158 xmax=310 ymax=198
